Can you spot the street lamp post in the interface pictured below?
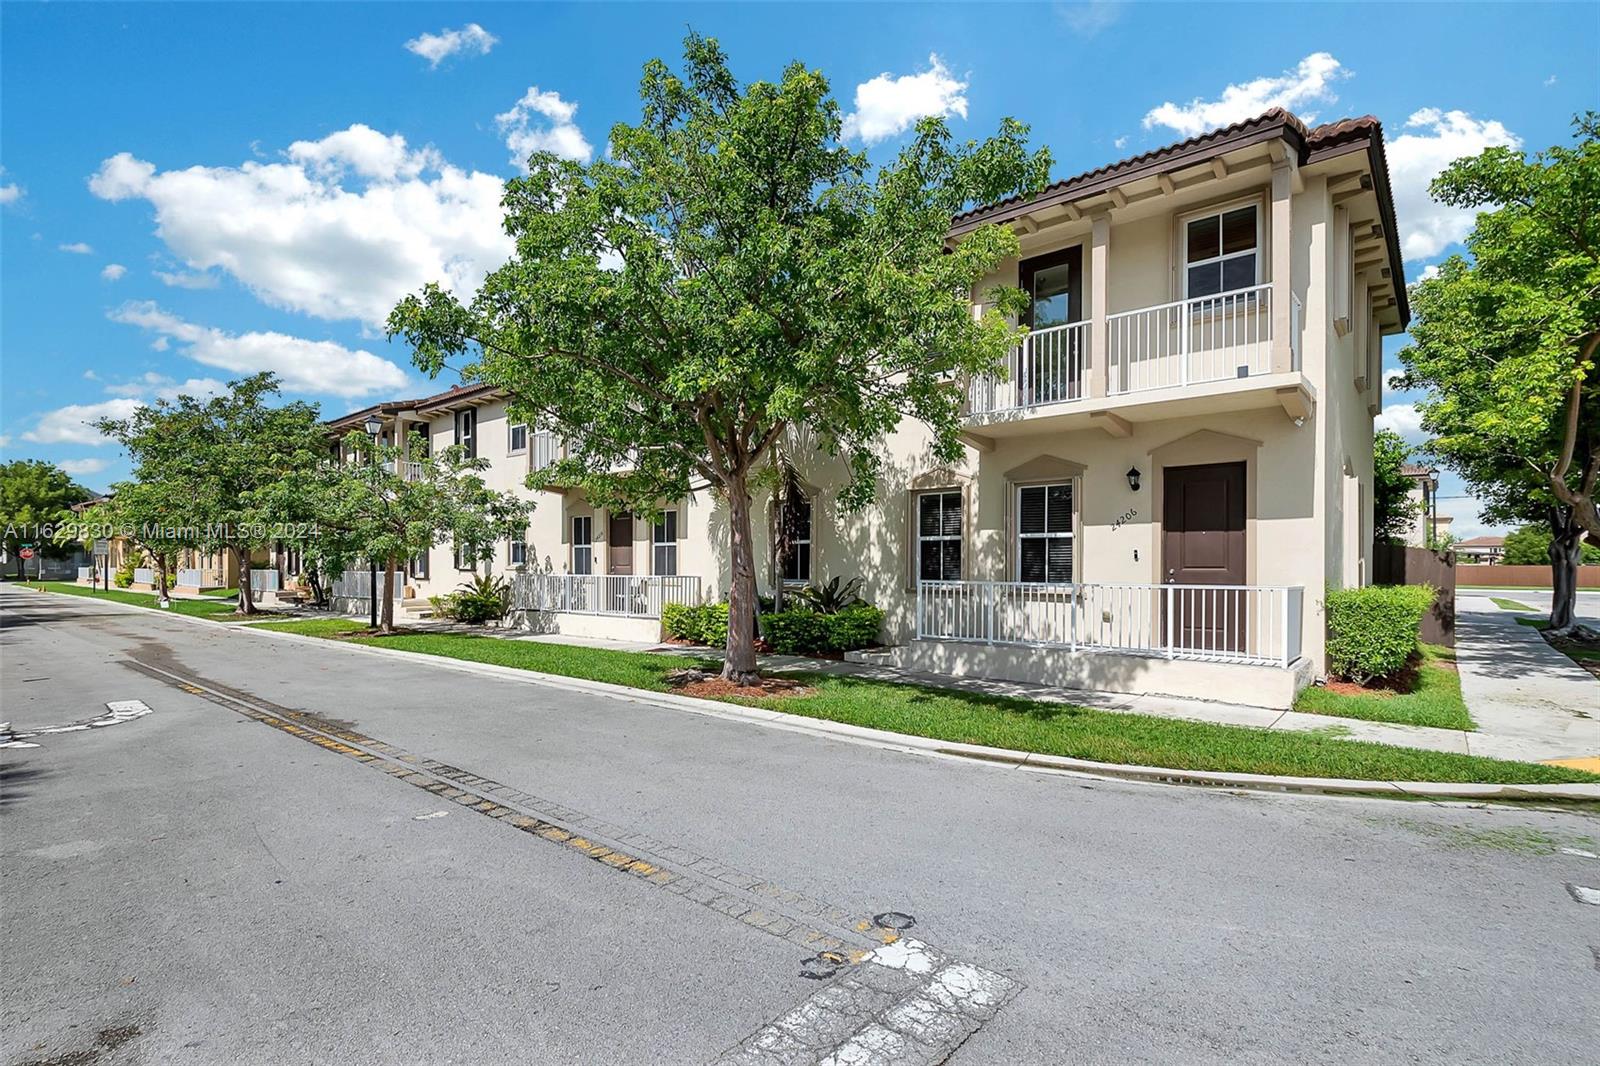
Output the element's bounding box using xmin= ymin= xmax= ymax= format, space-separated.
xmin=364 ymin=415 xmax=382 ymax=629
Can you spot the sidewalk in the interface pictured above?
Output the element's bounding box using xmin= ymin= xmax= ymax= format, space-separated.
xmin=1452 ymin=594 xmax=1600 ymax=764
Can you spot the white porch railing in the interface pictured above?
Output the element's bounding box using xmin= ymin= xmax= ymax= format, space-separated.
xmin=77 ymin=566 xmax=93 ymax=582
xmin=133 ymin=567 xmax=155 ymax=585
xmin=176 ymin=568 xmax=222 ymax=588
xmin=916 ymin=580 xmax=1303 ymax=667
xmin=250 ymin=568 xmax=281 ymax=592
xmin=967 ymin=320 xmax=1089 ymax=415
xmin=510 ymin=573 xmax=701 ymax=619
xmin=1108 ymin=283 xmax=1273 ymax=395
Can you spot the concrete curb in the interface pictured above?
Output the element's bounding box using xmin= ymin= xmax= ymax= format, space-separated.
xmin=16 ymin=586 xmax=1600 ymax=803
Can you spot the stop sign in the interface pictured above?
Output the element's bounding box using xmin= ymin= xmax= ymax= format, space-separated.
xmin=18 ymin=547 xmax=34 ymax=560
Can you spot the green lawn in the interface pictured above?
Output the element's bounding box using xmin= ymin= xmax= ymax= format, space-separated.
xmin=199 ymin=587 xmax=238 ymax=598
xmin=247 ymin=620 xmax=1596 ymax=785
xmin=19 ymin=581 xmax=249 ymax=621
xmin=1491 ymin=597 xmax=1536 ymax=612
xmin=1294 ymin=645 xmax=1472 ymax=731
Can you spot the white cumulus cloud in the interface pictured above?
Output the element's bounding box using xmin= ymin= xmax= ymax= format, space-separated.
xmin=0 ymin=168 xmax=21 ymax=206
xmin=59 ymin=241 xmax=94 ymax=254
xmin=1375 ymin=402 xmax=1426 ymax=442
xmin=22 ymin=399 xmax=143 ymax=445
xmin=101 ymin=372 xmax=228 ymax=400
xmin=404 ymin=23 xmax=498 ymax=68
xmin=108 ymin=301 xmax=410 ymax=398
xmin=88 ymin=128 xmax=515 ymax=327
xmin=1058 ymin=1 xmax=1125 ymax=37
xmin=497 ymin=87 xmax=593 ymax=169
xmin=1387 ymin=108 xmax=1520 ymax=261
xmin=841 ymin=54 xmax=969 ymax=145
xmin=1142 ymin=52 xmax=1347 ymax=137
xmin=59 ymin=457 xmax=110 ymax=477
xmin=154 ymin=269 xmax=219 ymax=289
xmin=101 ymin=263 xmax=127 ymax=281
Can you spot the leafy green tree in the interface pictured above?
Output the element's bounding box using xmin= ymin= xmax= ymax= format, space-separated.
xmin=281 ymin=430 xmax=532 ymax=632
xmin=391 ymin=34 xmax=1050 ymax=682
xmin=1503 ymin=523 xmax=1600 ymax=565
xmin=1372 ymin=429 xmax=1419 ymax=545
xmin=1400 ymin=115 xmax=1599 ymax=632
xmin=0 ymin=460 xmax=90 ymax=577
xmin=73 ymin=483 xmax=195 ymax=602
xmin=95 ymin=374 xmax=326 ymax=615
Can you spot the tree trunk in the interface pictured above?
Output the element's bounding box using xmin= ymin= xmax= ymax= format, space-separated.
xmin=723 ymin=467 xmax=762 ymax=685
xmin=155 ymin=554 xmax=170 ymax=607
xmin=235 ymin=545 xmax=257 ymax=615
xmin=380 ymin=556 xmax=397 ymax=634
xmin=1548 ymin=505 xmax=1584 ymax=634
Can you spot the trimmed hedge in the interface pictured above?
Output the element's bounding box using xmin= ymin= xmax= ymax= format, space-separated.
xmin=761 ymin=604 xmax=884 ymax=655
xmin=662 ymin=602 xmax=730 ymax=647
xmin=663 ymin=601 xmax=883 ymax=656
xmin=1325 ymin=584 xmax=1435 ymax=683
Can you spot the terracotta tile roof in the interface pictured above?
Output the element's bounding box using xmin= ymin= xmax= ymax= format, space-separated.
xmin=1455 ymin=536 xmax=1505 ymax=548
xmin=1399 ymin=463 xmax=1437 ymax=476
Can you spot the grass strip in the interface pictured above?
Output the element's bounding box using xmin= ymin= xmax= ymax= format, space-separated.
xmin=20 ymin=581 xmax=249 ymax=621
xmin=1491 ymin=597 xmax=1536 ymax=611
xmin=1293 ymin=645 xmax=1473 ymax=731
xmin=245 ymin=620 xmax=1597 ymax=785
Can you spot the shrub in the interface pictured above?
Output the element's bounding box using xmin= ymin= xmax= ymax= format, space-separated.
xmin=1326 ymin=584 xmax=1435 ymax=683
xmin=430 ymin=574 xmax=509 ymax=623
xmin=761 ymin=603 xmax=884 ymax=655
xmin=114 ymin=559 xmax=135 ymax=588
xmin=662 ymin=602 xmax=729 ymax=646
xmin=794 ymin=576 xmax=864 ymax=614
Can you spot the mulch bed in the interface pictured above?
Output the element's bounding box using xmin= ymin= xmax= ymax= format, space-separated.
xmin=665 ymin=668 xmax=815 ymax=699
xmin=1321 ymin=657 xmax=1427 ymax=698
xmin=1540 ymin=628 xmax=1600 ymax=680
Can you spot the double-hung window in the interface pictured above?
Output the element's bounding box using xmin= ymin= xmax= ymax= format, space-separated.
xmin=453 ymin=409 xmax=477 ymax=459
xmin=509 ymin=525 xmax=529 ymax=567
xmin=1016 ymin=483 xmax=1074 ymax=583
xmin=779 ymin=495 xmax=812 ymax=583
xmin=652 ymin=510 xmax=678 ymax=576
xmin=453 ymin=542 xmax=474 ymax=571
xmin=917 ymin=491 xmax=962 ymax=581
xmin=1183 ymin=204 xmax=1259 ymax=299
xmin=508 ymin=422 xmax=527 ymax=455
xmin=571 ymin=516 xmax=593 ymax=575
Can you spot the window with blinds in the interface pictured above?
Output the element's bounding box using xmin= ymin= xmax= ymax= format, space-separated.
xmin=780 ymin=494 xmax=812 ymax=583
xmin=1017 ymin=483 xmax=1073 ymax=583
xmin=918 ymin=491 xmax=962 ymax=581
xmin=652 ymin=510 xmax=678 ymax=576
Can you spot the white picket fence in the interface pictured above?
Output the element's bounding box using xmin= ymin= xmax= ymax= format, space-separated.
xmin=916 ymin=580 xmax=1304 ymax=667
xmin=510 ymin=573 xmax=702 ymax=619
xmin=249 ymin=568 xmax=281 ymax=592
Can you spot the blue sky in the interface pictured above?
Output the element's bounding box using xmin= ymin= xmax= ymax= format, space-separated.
xmin=1 ymin=2 xmax=1595 ymax=534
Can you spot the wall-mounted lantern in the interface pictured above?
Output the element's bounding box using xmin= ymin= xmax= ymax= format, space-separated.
xmin=1126 ymin=466 xmax=1142 ymax=492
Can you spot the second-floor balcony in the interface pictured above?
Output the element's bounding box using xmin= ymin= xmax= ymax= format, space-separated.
xmin=967 ymin=283 xmax=1304 ymax=422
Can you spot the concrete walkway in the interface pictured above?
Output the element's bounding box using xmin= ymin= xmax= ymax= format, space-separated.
xmin=1452 ymin=594 xmax=1600 ymax=762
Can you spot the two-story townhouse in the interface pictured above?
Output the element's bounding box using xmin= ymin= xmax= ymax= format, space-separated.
xmin=326 ymin=383 xmax=725 ymax=640
xmin=330 ymin=108 xmax=1406 ymax=708
xmin=745 ymin=108 xmax=1409 ymax=707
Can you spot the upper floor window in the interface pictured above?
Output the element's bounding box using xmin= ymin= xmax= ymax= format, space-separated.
xmin=1184 ymin=204 xmax=1258 ymax=300
xmin=509 ymin=524 xmax=529 ymax=567
xmin=508 ymin=422 xmax=527 ymax=455
xmin=1016 ymin=483 xmax=1074 ymax=583
xmin=779 ymin=495 xmax=812 ymax=583
xmin=918 ymin=491 xmax=962 ymax=581
xmin=652 ymin=510 xmax=678 ymax=576
xmin=453 ymin=408 xmax=477 ymax=459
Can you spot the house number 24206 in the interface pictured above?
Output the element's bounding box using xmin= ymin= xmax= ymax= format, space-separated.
xmin=1112 ymin=508 xmax=1138 ymax=530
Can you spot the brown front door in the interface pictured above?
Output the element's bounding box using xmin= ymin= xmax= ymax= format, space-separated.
xmin=1162 ymin=462 xmax=1247 ymax=655
xmin=607 ymin=513 xmax=634 ymax=575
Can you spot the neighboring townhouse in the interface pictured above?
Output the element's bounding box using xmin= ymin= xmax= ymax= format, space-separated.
xmin=1399 ymin=462 xmax=1444 ymax=547
xmin=1454 ymin=535 xmax=1505 ymax=564
xmin=330 ymin=107 xmax=1408 ymax=708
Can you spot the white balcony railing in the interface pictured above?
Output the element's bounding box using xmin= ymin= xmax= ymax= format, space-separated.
xmin=510 ymin=573 xmax=702 ymax=619
xmin=388 ymin=459 xmax=424 ymax=481
xmin=1108 ymin=283 xmax=1273 ymax=395
xmin=967 ymin=321 xmax=1089 ymax=415
xmin=916 ymin=580 xmax=1303 ymax=667
xmin=530 ymin=431 xmax=561 ymax=473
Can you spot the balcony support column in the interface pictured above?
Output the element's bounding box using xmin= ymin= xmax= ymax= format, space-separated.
xmin=1089 ymin=210 xmax=1111 ymax=398
xmin=1270 ymin=159 xmax=1295 ymax=374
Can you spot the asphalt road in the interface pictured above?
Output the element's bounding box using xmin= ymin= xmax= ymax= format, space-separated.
xmin=1458 ymin=586 xmax=1600 ymax=620
xmin=3 ymin=586 xmax=1599 ymax=1065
